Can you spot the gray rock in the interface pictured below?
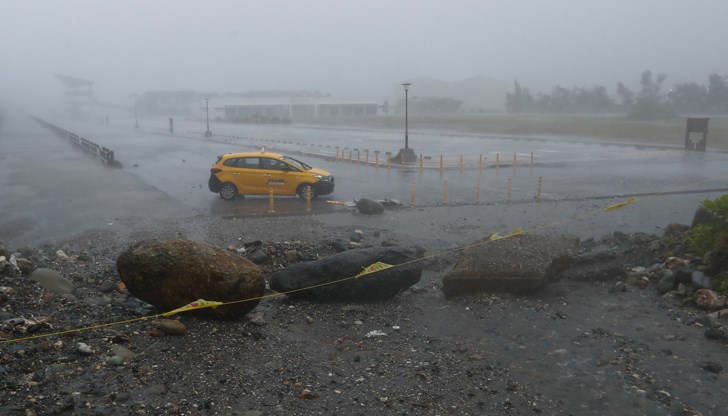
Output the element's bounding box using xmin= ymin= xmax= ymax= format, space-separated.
xmin=557 ymin=249 xmax=625 ymax=282
xmin=349 ymin=232 xmax=363 ymax=243
xmin=30 ymin=269 xmax=73 ymax=294
xmin=154 ymin=319 xmax=188 ymax=335
xmin=105 ymin=346 xmax=136 ymax=366
xmin=691 ymin=271 xmax=712 ymax=289
xmin=443 ymin=234 xmax=579 ymax=296
xmin=116 ymin=239 xmax=265 ymax=318
xmin=356 ymin=198 xmax=384 ymax=215
xmin=656 ymin=269 xmax=676 ymax=295
xmin=0 ymin=259 xmax=21 ymax=278
xmin=77 ymin=342 xmax=94 ymax=355
xmin=270 ymin=247 xmax=422 ymax=301
xmin=694 ymin=289 xmax=726 ymax=310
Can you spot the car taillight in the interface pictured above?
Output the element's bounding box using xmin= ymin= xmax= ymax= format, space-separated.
xmin=210 ymin=168 xmax=222 ymax=173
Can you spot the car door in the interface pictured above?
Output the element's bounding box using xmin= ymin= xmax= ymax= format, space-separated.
xmin=235 ymin=157 xmax=270 ymax=195
xmin=259 ymin=157 xmax=298 ymax=195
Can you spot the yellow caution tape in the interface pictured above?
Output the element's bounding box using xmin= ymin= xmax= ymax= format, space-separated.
xmin=355 ymin=262 xmax=394 ymax=279
xmin=604 ymin=197 xmax=638 ymax=212
xmin=489 ymin=227 xmax=525 ymax=241
xmin=161 ymin=299 xmax=224 ymax=317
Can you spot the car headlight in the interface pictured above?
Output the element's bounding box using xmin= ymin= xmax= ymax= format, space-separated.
xmin=313 ymin=174 xmax=332 ymax=182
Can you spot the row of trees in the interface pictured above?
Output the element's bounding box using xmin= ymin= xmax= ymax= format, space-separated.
xmin=506 ymin=71 xmax=728 ymax=118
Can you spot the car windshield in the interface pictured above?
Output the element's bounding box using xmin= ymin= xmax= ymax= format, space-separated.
xmin=282 ymin=156 xmax=312 ymax=170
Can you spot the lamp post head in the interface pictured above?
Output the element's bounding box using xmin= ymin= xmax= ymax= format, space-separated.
xmin=402 ymin=82 xmax=411 ymax=92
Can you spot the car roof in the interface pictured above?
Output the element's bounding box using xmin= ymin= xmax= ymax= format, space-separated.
xmin=221 ymin=152 xmax=283 ymax=159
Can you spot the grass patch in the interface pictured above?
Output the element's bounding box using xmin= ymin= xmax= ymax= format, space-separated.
xmin=296 ymin=114 xmax=728 ymax=150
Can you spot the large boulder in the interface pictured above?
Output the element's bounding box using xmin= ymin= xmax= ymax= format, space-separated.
xmin=269 ymin=247 xmax=422 ymax=301
xmin=556 ymin=250 xmax=625 ymax=282
xmin=116 ymin=239 xmax=264 ymax=318
xmin=442 ymin=234 xmax=579 ymax=296
xmin=356 ymin=198 xmax=384 ymax=215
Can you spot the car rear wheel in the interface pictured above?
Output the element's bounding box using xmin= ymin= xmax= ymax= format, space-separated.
xmin=219 ymin=183 xmax=238 ymax=201
xmin=297 ymin=183 xmax=317 ymax=200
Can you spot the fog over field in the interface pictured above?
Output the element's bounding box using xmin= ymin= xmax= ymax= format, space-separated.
xmin=2 ymin=0 xmax=728 ymax=110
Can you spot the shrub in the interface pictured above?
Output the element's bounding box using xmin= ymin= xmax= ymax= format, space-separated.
xmin=687 ymin=194 xmax=728 ymax=276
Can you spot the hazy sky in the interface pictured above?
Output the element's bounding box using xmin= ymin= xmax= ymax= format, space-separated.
xmin=2 ymin=0 xmax=728 ymax=106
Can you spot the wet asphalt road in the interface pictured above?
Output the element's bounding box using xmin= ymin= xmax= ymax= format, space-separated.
xmin=2 ymin=113 xmax=728 ymax=248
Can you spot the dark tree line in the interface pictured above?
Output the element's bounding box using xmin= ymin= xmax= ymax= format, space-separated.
xmin=506 ymin=71 xmax=728 ymax=118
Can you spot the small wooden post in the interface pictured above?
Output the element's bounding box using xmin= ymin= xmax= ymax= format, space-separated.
xmin=475 ymin=178 xmax=481 ymax=203
xmin=419 ymin=154 xmax=423 ymax=174
xmin=537 ymin=176 xmax=542 ymax=200
xmin=507 ymin=178 xmax=512 ymax=202
xmin=268 ymin=189 xmax=275 ymax=213
xmin=443 ymin=180 xmax=449 ymax=204
xmin=411 ymin=183 xmax=416 ymax=207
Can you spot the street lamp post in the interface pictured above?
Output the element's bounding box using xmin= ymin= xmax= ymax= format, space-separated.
xmin=403 ymin=82 xmax=410 ymax=149
xmin=204 ymin=98 xmax=212 ymax=137
xmin=394 ymin=82 xmax=416 ymax=163
xmin=133 ymin=94 xmax=139 ymax=129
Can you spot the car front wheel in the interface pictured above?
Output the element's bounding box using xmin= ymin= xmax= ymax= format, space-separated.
xmin=297 ymin=183 xmax=317 ymax=200
xmin=219 ymin=183 xmax=238 ymax=201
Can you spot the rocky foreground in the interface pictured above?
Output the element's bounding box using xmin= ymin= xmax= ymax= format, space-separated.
xmin=1 ymin=223 xmax=728 ymax=415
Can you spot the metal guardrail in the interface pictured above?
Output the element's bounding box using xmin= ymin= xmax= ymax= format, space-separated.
xmin=31 ymin=116 xmax=116 ymax=165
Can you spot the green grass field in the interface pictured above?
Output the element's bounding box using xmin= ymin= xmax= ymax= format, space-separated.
xmin=300 ymin=114 xmax=728 ymax=150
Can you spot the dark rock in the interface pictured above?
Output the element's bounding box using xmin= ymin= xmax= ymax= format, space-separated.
xmin=349 ymin=231 xmax=363 ymax=243
xmin=15 ymin=258 xmax=33 ymax=275
xmin=443 ymin=234 xmax=579 ymax=296
xmin=673 ymin=267 xmax=694 ymax=285
xmin=98 ymin=281 xmax=116 ymax=293
xmin=557 ymin=249 xmax=625 ymax=282
xmin=356 ymin=198 xmax=384 ymax=215
xmin=116 ymin=239 xmax=264 ymax=318
xmin=247 ymin=250 xmax=269 ymax=265
xmin=701 ymin=361 xmax=723 ymax=373
xmin=705 ymin=328 xmax=725 ymax=340
xmin=269 ymin=247 xmax=422 ymax=301
xmin=692 ymin=206 xmax=722 ymax=228
xmin=329 ymin=240 xmax=348 ymax=253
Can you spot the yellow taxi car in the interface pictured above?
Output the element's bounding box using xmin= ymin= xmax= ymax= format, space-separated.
xmin=208 ymin=151 xmax=334 ymax=200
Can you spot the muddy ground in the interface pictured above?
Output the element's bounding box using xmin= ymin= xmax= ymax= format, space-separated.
xmin=1 ymin=211 xmax=727 ymax=416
